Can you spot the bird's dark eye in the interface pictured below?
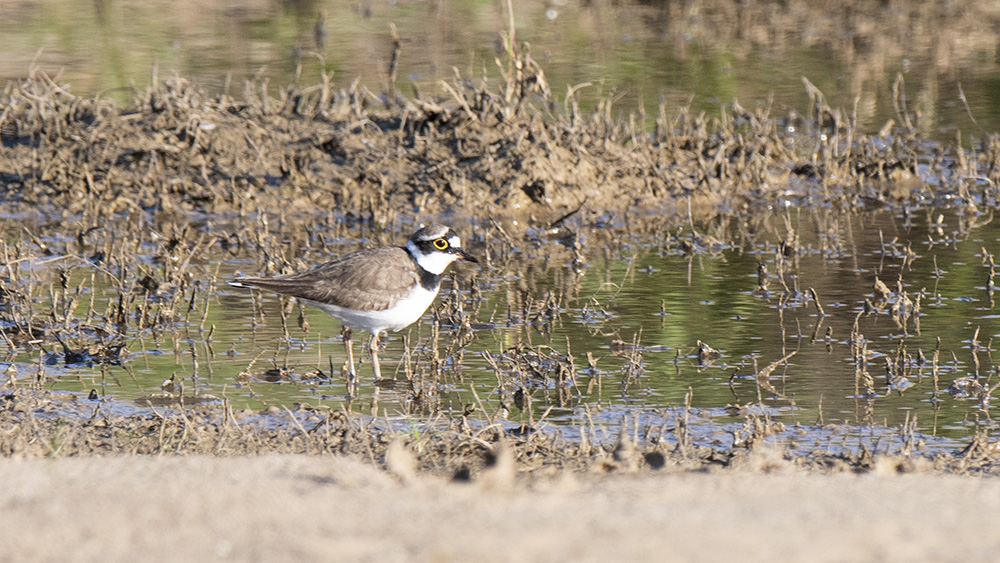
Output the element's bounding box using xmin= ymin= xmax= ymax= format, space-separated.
xmin=433 ymin=238 xmax=449 ymax=250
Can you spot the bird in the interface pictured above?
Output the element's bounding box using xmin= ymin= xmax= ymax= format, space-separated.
xmin=228 ymin=224 xmax=478 ymax=380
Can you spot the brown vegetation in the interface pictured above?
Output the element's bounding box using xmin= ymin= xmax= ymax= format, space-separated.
xmin=2 ymin=45 xmax=1000 ymax=474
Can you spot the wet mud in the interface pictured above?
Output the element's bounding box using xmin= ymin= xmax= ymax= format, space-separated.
xmin=2 ymin=50 xmax=1000 ymax=478
xmin=5 ymin=387 xmax=1000 ymax=478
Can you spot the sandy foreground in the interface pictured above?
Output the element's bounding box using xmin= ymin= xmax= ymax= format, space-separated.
xmin=0 ymin=454 xmax=996 ymax=563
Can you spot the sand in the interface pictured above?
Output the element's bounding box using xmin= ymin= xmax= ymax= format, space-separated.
xmin=1 ymin=454 xmax=997 ymax=562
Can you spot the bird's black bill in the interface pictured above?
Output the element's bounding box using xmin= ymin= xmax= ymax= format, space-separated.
xmin=456 ymin=248 xmax=479 ymax=263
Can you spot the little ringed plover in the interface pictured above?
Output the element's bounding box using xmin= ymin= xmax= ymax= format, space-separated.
xmin=229 ymin=224 xmax=478 ymax=380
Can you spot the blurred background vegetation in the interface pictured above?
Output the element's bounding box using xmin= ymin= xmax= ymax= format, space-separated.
xmin=3 ymin=0 xmax=1000 ymax=140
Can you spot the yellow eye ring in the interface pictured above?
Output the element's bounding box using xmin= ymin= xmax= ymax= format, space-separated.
xmin=433 ymin=238 xmax=449 ymax=250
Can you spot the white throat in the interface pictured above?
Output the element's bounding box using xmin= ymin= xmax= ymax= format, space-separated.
xmin=407 ymin=239 xmax=459 ymax=275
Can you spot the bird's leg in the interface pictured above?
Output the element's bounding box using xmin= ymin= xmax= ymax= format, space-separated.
xmin=369 ymin=331 xmax=383 ymax=381
xmin=341 ymin=326 xmax=357 ymax=386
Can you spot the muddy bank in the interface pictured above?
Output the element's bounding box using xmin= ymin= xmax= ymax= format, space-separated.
xmin=2 ymin=59 xmax=1000 ymax=478
xmin=3 ymin=63 xmax=997 ymax=236
xmin=4 ymin=389 xmax=1000 ymax=479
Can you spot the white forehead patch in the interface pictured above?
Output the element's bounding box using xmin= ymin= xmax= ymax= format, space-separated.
xmin=415 ymin=224 xmax=450 ymax=241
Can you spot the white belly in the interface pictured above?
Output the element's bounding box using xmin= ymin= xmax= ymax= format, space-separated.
xmin=304 ymin=285 xmax=439 ymax=333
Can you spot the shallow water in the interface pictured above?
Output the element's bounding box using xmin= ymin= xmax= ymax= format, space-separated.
xmin=10 ymin=205 xmax=1000 ymax=453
